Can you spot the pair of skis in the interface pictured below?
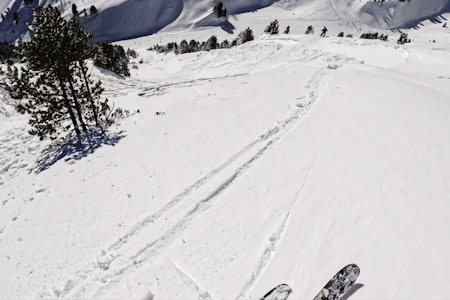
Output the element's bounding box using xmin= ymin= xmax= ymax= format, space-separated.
xmin=260 ymin=264 xmax=360 ymax=300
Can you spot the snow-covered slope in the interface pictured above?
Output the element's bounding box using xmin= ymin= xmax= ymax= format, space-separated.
xmin=1 ymin=0 xmax=450 ymax=42
xmin=356 ymin=0 xmax=450 ymax=28
xmin=1 ymin=8 xmax=450 ymax=299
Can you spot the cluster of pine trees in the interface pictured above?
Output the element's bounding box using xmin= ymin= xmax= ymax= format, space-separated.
xmin=1 ymin=6 xmax=120 ymax=140
xmin=397 ymin=33 xmax=411 ymax=44
xmin=360 ymin=32 xmax=389 ymax=41
xmin=150 ymin=28 xmax=254 ymax=55
xmin=264 ymin=20 xmax=290 ymax=35
xmin=94 ymin=43 xmax=130 ymax=77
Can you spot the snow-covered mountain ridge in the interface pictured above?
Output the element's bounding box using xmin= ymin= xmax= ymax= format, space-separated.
xmin=0 ymin=0 xmax=449 ymax=42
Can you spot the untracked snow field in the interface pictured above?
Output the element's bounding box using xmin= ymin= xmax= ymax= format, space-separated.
xmin=1 ymin=8 xmax=450 ymax=300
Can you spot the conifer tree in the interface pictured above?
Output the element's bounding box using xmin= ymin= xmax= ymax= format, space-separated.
xmin=3 ymin=6 xmax=114 ymax=140
xmin=238 ymin=28 xmax=254 ymax=44
xmin=205 ymin=35 xmax=218 ymax=50
xmin=264 ymin=20 xmax=279 ymax=35
xmin=90 ymin=5 xmax=98 ymax=15
xmin=94 ymin=43 xmax=130 ymax=77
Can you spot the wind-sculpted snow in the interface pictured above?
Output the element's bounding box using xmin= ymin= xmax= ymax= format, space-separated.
xmin=357 ymin=0 xmax=450 ymax=29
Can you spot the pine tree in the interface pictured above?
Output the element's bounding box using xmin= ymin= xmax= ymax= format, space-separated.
xmin=90 ymin=5 xmax=98 ymax=15
xmin=178 ymin=39 xmax=190 ymax=54
xmin=72 ymin=3 xmax=78 ymax=16
xmin=189 ymin=40 xmax=199 ymax=52
xmin=237 ymin=28 xmax=254 ymax=44
xmin=2 ymin=6 xmax=114 ymax=140
xmin=205 ymin=35 xmax=218 ymax=50
xmin=264 ymin=20 xmax=279 ymax=35
xmin=12 ymin=12 xmax=19 ymax=24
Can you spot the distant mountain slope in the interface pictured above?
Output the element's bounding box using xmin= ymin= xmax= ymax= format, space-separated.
xmin=0 ymin=0 xmax=449 ymax=42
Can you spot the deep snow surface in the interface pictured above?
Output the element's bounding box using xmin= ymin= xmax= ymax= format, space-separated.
xmin=1 ymin=4 xmax=450 ymax=300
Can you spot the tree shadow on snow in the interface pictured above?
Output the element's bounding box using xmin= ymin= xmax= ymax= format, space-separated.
xmin=341 ymin=283 xmax=364 ymax=300
xmin=394 ymin=8 xmax=450 ymax=30
xmin=33 ymin=129 xmax=126 ymax=174
xmin=221 ymin=20 xmax=236 ymax=34
xmin=0 ymin=0 xmax=40 ymax=43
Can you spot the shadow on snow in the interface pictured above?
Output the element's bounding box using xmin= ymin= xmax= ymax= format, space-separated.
xmin=341 ymin=283 xmax=364 ymax=300
xmin=33 ymin=129 xmax=126 ymax=174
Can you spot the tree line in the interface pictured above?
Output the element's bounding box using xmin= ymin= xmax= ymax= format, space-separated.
xmin=150 ymin=28 xmax=254 ymax=55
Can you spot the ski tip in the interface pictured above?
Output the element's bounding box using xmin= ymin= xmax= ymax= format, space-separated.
xmin=344 ymin=263 xmax=361 ymax=280
xmin=260 ymin=283 xmax=292 ymax=300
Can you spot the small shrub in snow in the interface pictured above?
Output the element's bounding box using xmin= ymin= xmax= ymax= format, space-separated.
xmin=338 ymin=32 xmax=344 ymax=37
xmin=283 ymin=26 xmax=290 ymax=34
xmin=126 ymin=48 xmax=138 ymax=59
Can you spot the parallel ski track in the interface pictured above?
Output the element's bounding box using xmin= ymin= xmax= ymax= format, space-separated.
xmin=61 ymin=67 xmax=329 ymax=299
xmin=54 ymin=45 xmax=363 ymax=298
xmin=236 ymin=72 xmax=326 ymax=300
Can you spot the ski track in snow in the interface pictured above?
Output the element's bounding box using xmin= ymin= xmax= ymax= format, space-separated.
xmin=236 ymin=79 xmax=323 ymax=300
xmin=170 ymin=260 xmax=213 ymax=300
xmin=55 ymin=65 xmax=331 ymax=299
xmin=137 ymin=73 xmax=251 ymax=97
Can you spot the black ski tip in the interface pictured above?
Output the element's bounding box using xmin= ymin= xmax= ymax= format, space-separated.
xmin=313 ymin=264 xmax=361 ymax=300
xmin=260 ymin=283 xmax=292 ymax=300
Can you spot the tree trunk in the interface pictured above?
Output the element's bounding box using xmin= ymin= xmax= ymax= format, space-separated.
xmin=58 ymin=76 xmax=81 ymax=137
xmin=78 ymin=60 xmax=99 ymax=126
xmin=67 ymin=75 xmax=88 ymax=133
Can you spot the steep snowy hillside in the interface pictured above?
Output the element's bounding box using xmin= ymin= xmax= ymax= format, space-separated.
xmin=0 ymin=0 xmax=449 ymax=42
xmin=1 ymin=7 xmax=450 ymax=298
